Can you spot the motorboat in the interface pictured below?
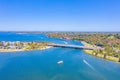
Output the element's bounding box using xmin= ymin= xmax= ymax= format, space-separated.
xmin=57 ymin=60 xmax=63 ymax=64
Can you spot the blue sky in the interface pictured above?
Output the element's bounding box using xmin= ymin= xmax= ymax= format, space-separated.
xmin=0 ymin=0 xmax=120 ymax=31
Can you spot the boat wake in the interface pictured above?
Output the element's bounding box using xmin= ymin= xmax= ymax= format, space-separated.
xmin=83 ymin=59 xmax=95 ymax=71
xmin=83 ymin=59 xmax=106 ymax=80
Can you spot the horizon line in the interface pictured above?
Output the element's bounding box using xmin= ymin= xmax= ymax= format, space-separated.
xmin=0 ymin=31 xmax=120 ymax=33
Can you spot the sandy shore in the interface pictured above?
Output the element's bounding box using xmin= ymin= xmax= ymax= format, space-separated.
xmin=0 ymin=46 xmax=52 ymax=52
xmin=0 ymin=49 xmax=23 ymax=52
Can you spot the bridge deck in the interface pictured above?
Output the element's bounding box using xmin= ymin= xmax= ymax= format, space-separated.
xmin=48 ymin=44 xmax=96 ymax=50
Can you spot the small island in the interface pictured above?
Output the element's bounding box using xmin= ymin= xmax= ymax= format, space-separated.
xmin=0 ymin=41 xmax=52 ymax=52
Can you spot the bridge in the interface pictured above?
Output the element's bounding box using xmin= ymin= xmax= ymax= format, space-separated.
xmin=48 ymin=44 xmax=97 ymax=50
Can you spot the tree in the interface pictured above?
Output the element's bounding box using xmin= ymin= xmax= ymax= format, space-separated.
xmin=6 ymin=42 xmax=10 ymax=46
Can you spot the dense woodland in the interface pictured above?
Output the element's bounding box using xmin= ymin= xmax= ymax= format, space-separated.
xmin=47 ymin=32 xmax=120 ymax=62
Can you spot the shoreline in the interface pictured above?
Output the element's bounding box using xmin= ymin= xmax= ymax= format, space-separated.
xmin=81 ymin=41 xmax=119 ymax=62
xmin=0 ymin=46 xmax=52 ymax=52
xmin=84 ymin=50 xmax=119 ymax=62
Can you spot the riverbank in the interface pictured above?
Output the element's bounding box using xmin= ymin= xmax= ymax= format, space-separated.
xmin=82 ymin=41 xmax=119 ymax=62
xmin=0 ymin=49 xmax=23 ymax=52
xmin=0 ymin=41 xmax=52 ymax=52
xmin=84 ymin=50 xmax=119 ymax=62
xmin=0 ymin=46 xmax=52 ymax=52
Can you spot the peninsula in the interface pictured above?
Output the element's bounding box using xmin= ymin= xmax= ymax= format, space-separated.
xmin=0 ymin=41 xmax=51 ymax=52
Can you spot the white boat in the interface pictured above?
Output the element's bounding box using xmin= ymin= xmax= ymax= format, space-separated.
xmin=64 ymin=41 xmax=68 ymax=44
xmin=57 ymin=60 xmax=63 ymax=64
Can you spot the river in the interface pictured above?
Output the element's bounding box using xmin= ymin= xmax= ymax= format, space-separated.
xmin=0 ymin=32 xmax=120 ymax=80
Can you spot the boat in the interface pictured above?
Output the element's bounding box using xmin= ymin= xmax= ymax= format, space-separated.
xmin=57 ymin=60 xmax=63 ymax=64
xmin=63 ymin=41 xmax=68 ymax=44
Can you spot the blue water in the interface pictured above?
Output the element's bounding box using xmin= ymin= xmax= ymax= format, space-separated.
xmin=0 ymin=32 xmax=120 ymax=80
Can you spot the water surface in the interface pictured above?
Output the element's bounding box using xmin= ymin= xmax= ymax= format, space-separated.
xmin=0 ymin=32 xmax=120 ymax=80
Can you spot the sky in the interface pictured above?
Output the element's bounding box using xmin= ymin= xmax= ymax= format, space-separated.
xmin=0 ymin=0 xmax=120 ymax=31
